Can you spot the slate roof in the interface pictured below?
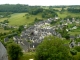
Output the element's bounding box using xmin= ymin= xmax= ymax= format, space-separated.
xmin=12 ymin=18 xmax=62 ymax=52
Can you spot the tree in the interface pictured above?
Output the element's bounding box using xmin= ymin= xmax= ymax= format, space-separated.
xmin=59 ymin=25 xmax=70 ymax=39
xmin=18 ymin=25 xmax=24 ymax=33
xmin=7 ymin=43 xmax=23 ymax=60
xmin=70 ymin=49 xmax=77 ymax=56
xmin=74 ymin=46 xmax=80 ymax=52
xmin=70 ymin=49 xmax=77 ymax=60
xmin=35 ymin=36 xmax=71 ymax=60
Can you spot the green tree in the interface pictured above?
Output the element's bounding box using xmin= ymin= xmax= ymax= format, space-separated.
xmin=18 ymin=25 xmax=24 ymax=33
xmin=74 ymin=46 xmax=80 ymax=52
xmin=35 ymin=36 xmax=71 ymax=60
xmin=59 ymin=26 xmax=70 ymax=39
xmin=7 ymin=43 xmax=23 ymax=60
xmin=70 ymin=49 xmax=77 ymax=60
xmin=70 ymin=49 xmax=77 ymax=56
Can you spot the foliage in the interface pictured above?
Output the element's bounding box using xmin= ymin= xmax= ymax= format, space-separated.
xmin=70 ymin=49 xmax=77 ymax=56
xmin=50 ymin=20 xmax=57 ymax=25
xmin=0 ymin=4 xmax=28 ymax=13
xmin=59 ymin=26 xmax=70 ymax=39
xmin=7 ymin=32 xmax=18 ymax=38
xmin=18 ymin=25 xmax=24 ymax=33
xmin=2 ymin=20 xmax=9 ymax=24
xmin=74 ymin=46 xmax=80 ymax=52
xmin=42 ymin=9 xmax=58 ymax=18
xmin=67 ymin=8 xmax=80 ymax=13
xmin=34 ymin=17 xmax=42 ymax=22
xmin=0 ymin=12 xmax=12 ymax=18
xmin=73 ymin=52 xmax=80 ymax=60
xmin=29 ymin=8 xmax=43 ymax=15
xmin=35 ymin=36 xmax=71 ymax=60
xmin=7 ymin=43 xmax=23 ymax=60
xmin=75 ymin=38 xmax=80 ymax=44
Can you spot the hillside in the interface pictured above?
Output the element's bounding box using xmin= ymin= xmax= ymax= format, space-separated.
xmin=57 ymin=11 xmax=80 ymax=19
xmin=0 ymin=5 xmax=80 ymax=60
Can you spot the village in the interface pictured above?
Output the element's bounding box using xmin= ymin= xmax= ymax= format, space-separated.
xmin=0 ymin=3 xmax=80 ymax=60
xmin=2 ymin=16 xmax=79 ymax=52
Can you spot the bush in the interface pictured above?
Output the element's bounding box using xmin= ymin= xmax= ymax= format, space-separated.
xmin=7 ymin=43 xmax=23 ymax=60
xmin=74 ymin=46 xmax=80 ymax=52
xmin=70 ymin=49 xmax=77 ymax=56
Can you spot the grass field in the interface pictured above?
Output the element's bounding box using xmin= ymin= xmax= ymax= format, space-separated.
xmin=69 ymin=29 xmax=80 ymax=35
xmin=0 ymin=13 xmax=43 ymax=33
xmin=0 ymin=18 xmax=8 ymax=22
xmin=20 ymin=52 xmax=35 ymax=60
xmin=8 ymin=13 xmax=42 ymax=26
xmin=0 ymin=28 xmax=10 ymax=33
xmin=57 ymin=11 xmax=80 ymax=19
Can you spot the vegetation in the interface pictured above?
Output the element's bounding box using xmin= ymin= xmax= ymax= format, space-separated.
xmin=70 ymin=49 xmax=77 ymax=56
xmin=74 ymin=46 xmax=80 ymax=52
xmin=35 ymin=36 xmax=71 ymax=60
xmin=20 ymin=52 xmax=35 ymax=60
xmin=0 ymin=4 xmax=28 ymax=13
xmin=7 ymin=43 xmax=23 ymax=60
xmin=0 ymin=4 xmax=80 ymax=60
xmin=67 ymin=8 xmax=80 ymax=13
xmin=8 ymin=13 xmax=43 ymax=26
xmin=42 ymin=9 xmax=58 ymax=18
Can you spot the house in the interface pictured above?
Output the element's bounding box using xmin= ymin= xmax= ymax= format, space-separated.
xmin=4 ymin=37 xmax=9 ymax=43
xmin=72 ymin=26 xmax=77 ymax=29
xmin=69 ymin=40 xmax=76 ymax=48
xmin=12 ymin=17 xmax=63 ymax=52
xmin=20 ymin=40 xmax=30 ymax=52
xmin=13 ymin=36 xmax=21 ymax=44
xmin=70 ymin=35 xmax=75 ymax=40
xmin=78 ymin=42 xmax=80 ymax=46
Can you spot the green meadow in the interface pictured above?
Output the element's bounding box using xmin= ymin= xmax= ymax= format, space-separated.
xmin=0 ymin=13 xmax=43 ymax=26
xmin=0 ymin=18 xmax=8 ymax=22
xmin=8 ymin=13 xmax=42 ymax=26
xmin=20 ymin=52 xmax=35 ymax=60
xmin=0 ymin=13 xmax=43 ymax=33
xmin=57 ymin=11 xmax=80 ymax=19
xmin=0 ymin=28 xmax=10 ymax=33
xmin=69 ymin=28 xmax=80 ymax=35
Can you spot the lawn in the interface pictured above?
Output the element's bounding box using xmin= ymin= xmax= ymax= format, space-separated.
xmin=20 ymin=52 xmax=35 ymax=60
xmin=8 ymin=13 xmax=43 ymax=26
